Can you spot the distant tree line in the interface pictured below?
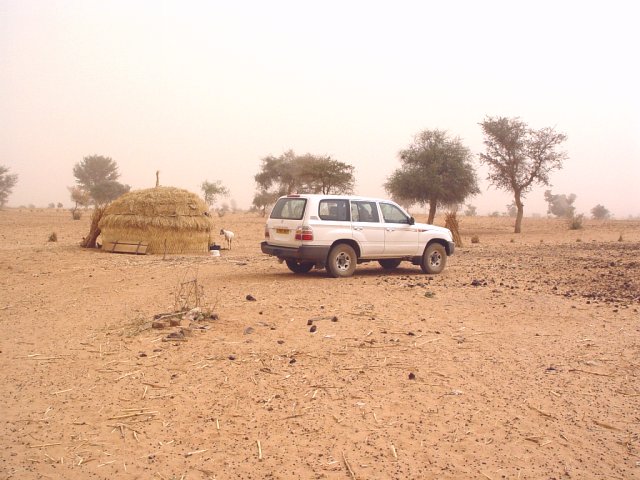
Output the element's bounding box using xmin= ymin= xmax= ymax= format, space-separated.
xmin=251 ymin=117 xmax=569 ymax=233
xmin=9 ymin=116 xmax=620 ymax=234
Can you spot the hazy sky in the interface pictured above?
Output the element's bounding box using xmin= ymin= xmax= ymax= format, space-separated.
xmin=2 ymin=0 xmax=639 ymax=216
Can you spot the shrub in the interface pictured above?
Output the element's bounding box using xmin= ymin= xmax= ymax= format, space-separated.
xmin=471 ymin=235 xmax=480 ymax=244
xmin=568 ymin=214 xmax=584 ymax=230
xmin=48 ymin=232 xmax=58 ymax=242
xmin=71 ymin=209 xmax=82 ymax=220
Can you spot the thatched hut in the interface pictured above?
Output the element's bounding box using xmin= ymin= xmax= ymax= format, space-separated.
xmin=98 ymin=187 xmax=214 ymax=254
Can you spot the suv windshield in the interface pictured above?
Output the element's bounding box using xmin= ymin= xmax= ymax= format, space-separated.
xmin=270 ymin=197 xmax=307 ymax=220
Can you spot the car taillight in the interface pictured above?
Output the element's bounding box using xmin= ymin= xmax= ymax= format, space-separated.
xmin=295 ymin=226 xmax=313 ymax=241
xmin=264 ymin=226 xmax=270 ymax=239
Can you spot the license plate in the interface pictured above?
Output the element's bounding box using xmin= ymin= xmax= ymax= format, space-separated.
xmin=276 ymin=228 xmax=290 ymax=234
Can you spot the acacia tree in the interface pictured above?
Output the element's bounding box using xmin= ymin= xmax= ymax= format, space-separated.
xmin=0 ymin=165 xmax=18 ymax=208
xmin=384 ymin=130 xmax=479 ymax=224
xmin=254 ymin=150 xmax=355 ymax=198
xmin=295 ymin=154 xmax=355 ymax=194
xmin=252 ymin=190 xmax=280 ymax=216
xmin=479 ymin=116 xmax=567 ymax=233
xmin=201 ymin=180 xmax=229 ymax=209
xmin=73 ymin=155 xmax=130 ymax=206
xmin=73 ymin=155 xmax=129 ymax=248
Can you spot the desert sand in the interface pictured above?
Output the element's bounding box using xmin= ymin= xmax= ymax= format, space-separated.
xmin=1 ymin=208 xmax=638 ymax=479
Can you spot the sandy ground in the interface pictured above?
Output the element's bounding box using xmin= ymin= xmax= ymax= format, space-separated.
xmin=1 ymin=208 xmax=639 ymax=480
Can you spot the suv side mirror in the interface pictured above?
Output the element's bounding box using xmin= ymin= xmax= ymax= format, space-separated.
xmin=408 ymin=216 xmax=415 ymax=225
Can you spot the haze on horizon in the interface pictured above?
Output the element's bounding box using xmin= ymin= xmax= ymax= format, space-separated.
xmin=1 ymin=0 xmax=639 ymax=217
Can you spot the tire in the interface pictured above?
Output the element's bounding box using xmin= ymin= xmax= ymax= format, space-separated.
xmin=285 ymin=259 xmax=314 ymax=274
xmin=420 ymin=243 xmax=447 ymax=274
xmin=378 ymin=259 xmax=402 ymax=270
xmin=326 ymin=244 xmax=357 ymax=278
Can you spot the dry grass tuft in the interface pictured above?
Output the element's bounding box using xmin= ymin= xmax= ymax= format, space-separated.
xmin=445 ymin=212 xmax=463 ymax=247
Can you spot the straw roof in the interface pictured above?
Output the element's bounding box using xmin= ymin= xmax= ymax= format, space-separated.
xmin=99 ymin=187 xmax=214 ymax=254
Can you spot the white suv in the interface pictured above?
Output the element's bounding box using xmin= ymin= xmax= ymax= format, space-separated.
xmin=261 ymin=194 xmax=455 ymax=278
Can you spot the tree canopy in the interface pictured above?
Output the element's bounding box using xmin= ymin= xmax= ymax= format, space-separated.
xmin=591 ymin=204 xmax=611 ymax=220
xmin=254 ymin=150 xmax=355 ymax=198
xmin=252 ymin=190 xmax=280 ymax=216
xmin=68 ymin=186 xmax=91 ymax=210
xmin=384 ymin=130 xmax=479 ymax=224
xmin=479 ymin=116 xmax=567 ymax=233
xmin=201 ymin=180 xmax=229 ymax=208
xmin=544 ymin=190 xmax=576 ymax=218
xmin=0 ymin=165 xmax=18 ymax=208
xmin=73 ymin=155 xmax=130 ymax=205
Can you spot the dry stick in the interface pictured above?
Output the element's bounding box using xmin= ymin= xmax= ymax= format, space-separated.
xmin=593 ymin=420 xmax=623 ymax=431
xmin=390 ymin=443 xmax=398 ymax=460
xmin=257 ymin=440 xmax=263 ymax=460
xmin=142 ymin=382 xmax=169 ymax=389
xmin=568 ymin=368 xmax=614 ymax=377
xmin=29 ymin=443 xmax=62 ymax=448
xmin=527 ymin=404 xmax=556 ymax=419
xmin=415 ymin=338 xmax=441 ymax=346
xmin=342 ymin=451 xmax=356 ymax=480
xmin=51 ymin=388 xmax=73 ymax=395
xmin=117 ymin=370 xmax=142 ymax=381
xmin=616 ymin=390 xmax=640 ymax=397
xmin=185 ymin=449 xmax=208 ymax=457
xmin=108 ymin=412 xmax=158 ymax=420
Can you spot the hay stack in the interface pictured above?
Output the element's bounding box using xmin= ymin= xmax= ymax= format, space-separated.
xmin=98 ymin=187 xmax=214 ymax=254
xmin=444 ymin=211 xmax=463 ymax=247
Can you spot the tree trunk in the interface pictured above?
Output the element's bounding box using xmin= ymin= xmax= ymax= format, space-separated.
xmin=81 ymin=206 xmax=105 ymax=248
xmin=427 ymin=201 xmax=437 ymax=224
xmin=514 ymin=192 xmax=524 ymax=234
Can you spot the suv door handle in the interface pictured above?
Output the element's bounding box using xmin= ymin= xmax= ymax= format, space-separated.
xmin=353 ymin=226 xmax=363 ymax=231
xmin=386 ymin=228 xmax=395 ymax=232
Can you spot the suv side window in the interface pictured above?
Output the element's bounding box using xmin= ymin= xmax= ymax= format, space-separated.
xmin=380 ymin=203 xmax=410 ymax=224
xmin=271 ymin=197 xmax=307 ymax=220
xmin=319 ymin=199 xmax=349 ymax=221
xmin=351 ymin=201 xmax=380 ymax=223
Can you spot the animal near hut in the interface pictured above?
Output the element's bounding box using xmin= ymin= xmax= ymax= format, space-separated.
xmin=98 ymin=186 xmax=214 ymax=254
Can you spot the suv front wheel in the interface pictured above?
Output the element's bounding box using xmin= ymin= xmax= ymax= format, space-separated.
xmin=327 ymin=244 xmax=357 ymax=278
xmin=421 ymin=243 xmax=447 ymax=274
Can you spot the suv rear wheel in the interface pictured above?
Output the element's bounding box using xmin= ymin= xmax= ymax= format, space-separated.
xmin=285 ymin=259 xmax=314 ymax=274
xmin=327 ymin=244 xmax=357 ymax=278
xmin=421 ymin=243 xmax=447 ymax=274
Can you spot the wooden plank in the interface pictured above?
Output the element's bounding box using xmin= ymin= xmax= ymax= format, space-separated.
xmin=103 ymin=241 xmax=148 ymax=255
